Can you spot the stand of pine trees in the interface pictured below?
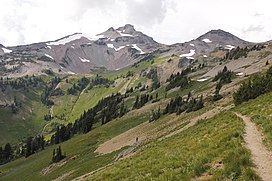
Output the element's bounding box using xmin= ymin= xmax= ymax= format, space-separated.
xmin=212 ymin=81 xmax=223 ymax=101
xmin=88 ymin=75 xmax=113 ymax=90
xmin=213 ymin=66 xmax=233 ymax=84
xmin=164 ymin=93 xmax=204 ymax=115
xmin=41 ymin=76 xmax=61 ymax=106
xmin=0 ymin=75 xmax=44 ymax=92
xmin=50 ymin=93 xmax=128 ymax=145
xmin=0 ymin=143 xmax=13 ymax=165
xmin=224 ymin=44 xmax=265 ymax=61
xmin=146 ymin=68 xmax=160 ymax=90
xmin=67 ymin=76 xmax=90 ymax=95
xmin=165 ymin=68 xmax=192 ymax=91
xmin=133 ymin=93 xmax=153 ymax=109
xmin=149 ymin=107 xmax=161 ymax=122
xmin=0 ymin=135 xmax=46 ymax=165
xmin=52 ymin=145 xmax=65 ymax=163
xmin=233 ymin=66 xmax=272 ymax=105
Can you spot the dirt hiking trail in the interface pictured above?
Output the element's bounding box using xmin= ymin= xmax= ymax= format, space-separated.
xmin=235 ymin=112 xmax=272 ymax=181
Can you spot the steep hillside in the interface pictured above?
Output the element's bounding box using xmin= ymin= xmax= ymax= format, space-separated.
xmin=0 ymin=26 xmax=253 ymax=78
xmin=1 ymin=24 xmax=163 ymax=77
xmin=2 ymin=67 xmax=272 ymax=180
xmin=1 ymin=26 xmax=272 ymax=181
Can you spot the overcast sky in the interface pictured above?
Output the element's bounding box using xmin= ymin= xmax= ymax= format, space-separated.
xmin=1 ymin=0 xmax=272 ymax=46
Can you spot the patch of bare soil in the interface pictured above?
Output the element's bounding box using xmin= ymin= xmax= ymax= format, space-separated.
xmin=40 ymin=155 xmax=78 ymax=176
xmin=72 ymin=163 xmax=114 ymax=181
xmin=192 ymin=173 xmax=213 ymax=181
xmin=95 ymin=122 xmax=148 ymax=155
xmin=52 ymin=170 xmax=75 ymax=181
xmin=235 ymin=112 xmax=272 ymax=181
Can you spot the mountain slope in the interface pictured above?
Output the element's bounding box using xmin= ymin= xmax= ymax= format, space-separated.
xmin=0 ymin=27 xmax=254 ymax=78
xmin=165 ymin=29 xmax=251 ymax=60
xmin=1 ymin=24 xmax=162 ymax=77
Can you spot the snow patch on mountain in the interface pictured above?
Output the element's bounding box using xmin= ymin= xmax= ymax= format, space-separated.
xmin=202 ymin=38 xmax=212 ymax=43
xmin=179 ymin=49 xmax=196 ymax=58
xmin=131 ymin=44 xmax=145 ymax=54
xmin=79 ymin=57 xmax=90 ymax=63
xmin=190 ymin=43 xmax=195 ymax=47
xmin=2 ymin=48 xmax=12 ymax=53
xmin=115 ymin=46 xmax=126 ymax=51
xmin=203 ymin=55 xmax=208 ymax=58
xmin=44 ymin=54 xmax=53 ymax=59
xmin=107 ymin=44 xmax=126 ymax=52
xmin=107 ymin=43 xmax=143 ymax=54
xmin=236 ymin=72 xmax=244 ymax=76
xmin=197 ymin=78 xmax=208 ymax=82
xmin=225 ymin=45 xmax=235 ymax=50
xmin=47 ymin=34 xmax=85 ymax=46
xmin=107 ymin=44 xmax=114 ymax=49
xmin=117 ymin=31 xmax=133 ymax=37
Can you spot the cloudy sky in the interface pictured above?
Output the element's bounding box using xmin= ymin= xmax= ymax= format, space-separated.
xmin=1 ymin=0 xmax=272 ymax=46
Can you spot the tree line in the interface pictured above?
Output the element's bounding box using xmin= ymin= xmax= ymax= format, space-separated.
xmin=50 ymin=93 xmax=128 ymax=145
xmin=0 ymin=135 xmax=46 ymax=165
xmin=146 ymin=68 xmax=160 ymax=90
xmin=165 ymin=68 xmax=192 ymax=91
xmin=0 ymin=75 xmax=43 ymax=92
xmin=41 ymin=76 xmax=61 ymax=106
xmin=164 ymin=92 xmax=204 ymax=115
xmin=224 ymin=44 xmax=265 ymax=60
xmin=233 ymin=66 xmax=272 ymax=105
xmin=67 ymin=76 xmax=90 ymax=95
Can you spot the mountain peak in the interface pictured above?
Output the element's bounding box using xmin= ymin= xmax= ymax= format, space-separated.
xmin=124 ymin=24 xmax=135 ymax=30
xmin=117 ymin=24 xmax=136 ymax=34
xmin=196 ymin=29 xmax=248 ymax=45
xmin=106 ymin=27 xmax=115 ymax=32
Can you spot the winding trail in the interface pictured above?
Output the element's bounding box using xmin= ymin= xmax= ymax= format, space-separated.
xmin=234 ymin=112 xmax=272 ymax=181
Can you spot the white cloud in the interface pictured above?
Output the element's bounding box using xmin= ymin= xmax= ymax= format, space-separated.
xmin=0 ymin=0 xmax=272 ymax=46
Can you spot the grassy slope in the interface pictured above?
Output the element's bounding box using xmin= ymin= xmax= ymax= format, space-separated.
xmin=2 ymin=55 xmax=271 ymax=180
xmin=0 ymin=87 xmax=49 ymax=146
xmin=0 ymin=56 xmax=167 ymax=145
xmin=0 ymin=111 xmax=149 ymax=180
xmin=93 ymin=112 xmax=259 ymax=180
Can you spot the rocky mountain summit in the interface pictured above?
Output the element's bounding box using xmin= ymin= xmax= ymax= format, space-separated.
xmin=0 ymin=25 xmax=251 ymax=77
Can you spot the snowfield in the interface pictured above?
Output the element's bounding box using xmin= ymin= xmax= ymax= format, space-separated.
xmin=197 ymin=78 xmax=208 ymax=82
xmin=46 ymin=33 xmax=105 ymax=46
xmin=202 ymin=38 xmax=212 ymax=43
xmin=117 ymin=31 xmax=133 ymax=37
xmin=131 ymin=44 xmax=145 ymax=54
xmin=225 ymin=45 xmax=235 ymax=50
xmin=44 ymin=54 xmax=54 ymax=59
xmin=107 ymin=44 xmax=114 ymax=49
xmin=236 ymin=72 xmax=244 ymax=76
xmin=107 ymin=44 xmax=126 ymax=52
xmin=79 ymin=57 xmax=90 ymax=63
xmin=47 ymin=34 xmax=85 ymax=46
xmin=115 ymin=46 xmax=126 ymax=51
xmin=2 ymin=48 xmax=12 ymax=53
xmin=179 ymin=49 xmax=196 ymax=58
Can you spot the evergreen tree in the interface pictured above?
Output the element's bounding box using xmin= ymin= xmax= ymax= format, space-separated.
xmin=52 ymin=145 xmax=65 ymax=163
xmin=4 ymin=143 xmax=12 ymax=161
xmin=213 ymin=81 xmax=223 ymax=101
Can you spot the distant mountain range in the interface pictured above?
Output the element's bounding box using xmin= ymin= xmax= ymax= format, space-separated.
xmin=0 ymin=24 xmax=252 ymax=77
